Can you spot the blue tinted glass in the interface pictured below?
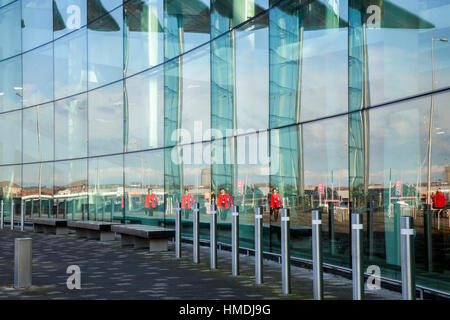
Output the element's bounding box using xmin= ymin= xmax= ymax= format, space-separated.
xmin=124 ymin=0 xmax=164 ymax=76
xmin=55 ymin=93 xmax=88 ymax=160
xmin=54 ymin=159 xmax=88 ymax=221
xmin=87 ymin=0 xmax=122 ymax=23
xmin=53 ymin=0 xmax=87 ymax=39
xmin=0 ymin=56 xmax=22 ymax=112
xmin=88 ymin=6 xmax=123 ymax=89
xmin=0 ymin=110 xmax=21 ymax=165
xmin=22 ymin=0 xmax=53 ymax=52
xmin=54 ymin=27 xmax=88 ymax=99
xmin=23 ymin=43 xmax=54 ymax=107
xmin=0 ymin=0 xmax=21 ymax=60
xmin=23 ymin=103 xmax=54 ymax=163
xmin=125 ymin=66 xmax=164 ymax=152
xmin=88 ymin=82 xmax=123 ymax=156
xmin=235 ymin=14 xmax=269 ymax=132
xmin=88 ymin=154 xmax=123 ymax=221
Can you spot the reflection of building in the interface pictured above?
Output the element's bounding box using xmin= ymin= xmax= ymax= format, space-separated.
xmin=0 ymin=0 xmax=449 ymax=297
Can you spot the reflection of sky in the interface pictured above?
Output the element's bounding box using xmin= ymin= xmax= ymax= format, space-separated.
xmin=366 ymin=1 xmax=450 ymax=105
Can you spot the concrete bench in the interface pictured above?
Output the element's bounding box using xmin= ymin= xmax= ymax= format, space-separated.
xmin=111 ymin=224 xmax=175 ymax=252
xmin=67 ymin=221 xmax=119 ymax=241
xmin=30 ymin=218 xmax=68 ymax=235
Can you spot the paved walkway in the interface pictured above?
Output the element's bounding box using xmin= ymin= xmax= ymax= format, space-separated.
xmin=0 ymin=229 xmax=401 ymax=300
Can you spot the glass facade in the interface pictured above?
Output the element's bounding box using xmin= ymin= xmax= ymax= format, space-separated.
xmin=0 ymin=0 xmax=449 ymax=295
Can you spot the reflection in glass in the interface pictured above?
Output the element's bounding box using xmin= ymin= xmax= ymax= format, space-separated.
xmin=301 ymin=117 xmax=349 ymax=265
xmin=55 ymin=93 xmax=88 ymax=160
xmin=235 ymin=14 xmax=269 ymax=132
xmin=54 ymin=159 xmax=88 ymax=221
xmin=124 ymin=0 xmax=163 ymax=76
xmin=299 ymin=0 xmax=348 ymax=122
xmin=0 ymin=56 xmax=22 ymax=113
xmin=22 ymin=0 xmax=53 ymax=52
xmin=23 ymin=103 xmax=54 ymax=163
xmin=54 ymin=27 xmax=87 ymax=99
xmin=182 ymin=44 xmax=211 ymax=143
xmin=53 ymin=0 xmax=87 ymax=39
xmin=88 ymin=82 xmax=123 ymax=157
xmin=211 ymin=32 xmax=233 ymax=137
xmin=125 ymin=66 xmax=164 ymax=152
xmin=236 ymin=132 xmax=269 ymax=249
xmin=88 ymin=6 xmax=123 ymax=89
xmin=0 ymin=0 xmax=21 ymax=60
xmin=0 ymin=110 xmax=21 ymax=165
xmin=0 ymin=165 xmax=21 ymax=222
xmin=124 ymin=150 xmax=164 ymax=223
xmin=22 ymin=162 xmax=53 ymax=219
xmin=23 ymin=43 xmax=54 ymax=107
xmin=350 ymin=1 xmax=449 ymax=106
xmin=87 ymin=0 xmax=122 ymax=23
xmin=164 ymin=0 xmax=210 ymax=59
xmin=88 ymin=155 xmax=123 ymax=221
xmin=211 ymin=0 xmax=268 ymax=36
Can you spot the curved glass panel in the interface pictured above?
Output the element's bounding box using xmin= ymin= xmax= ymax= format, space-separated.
xmin=124 ymin=0 xmax=164 ymax=76
xmin=124 ymin=149 xmax=164 ymax=223
xmin=88 ymin=154 xmax=123 ymax=221
xmin=87 ymin=6 xmax=123 ymax=89
xmin=22 ymin=103 xmax=54 ymax=163
xmin=55 ymin=93 xmax=88 ymax=160
xmin=88 ymin=82 xmax=123 ymax=157
xmin=0 ymin=110 xmax=21 ymax=165
xmin=22 ymin=162 xmax=53 ymax=219
xmin=54 ymin=27 xmax=87 ymax=99
xmin=0 ymin=56 xmax=22 ymax=113
xmin=53 ymin=0 xmax=87 ymax=39
xmin=54 ymin=159 xmax=88 ymax=221
xmin=125 ymin=66 xmax=164 ymax=152
xmin=22 ymin=0 xmax=53 ymax=52
xmin=0 ymin=0 xmax=21 ymax=60
xmin=23 ymin=43 xmax=54 ymax=107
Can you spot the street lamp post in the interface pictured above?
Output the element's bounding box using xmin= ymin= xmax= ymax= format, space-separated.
xmin=427 ymin=38 xmax=448 ymax=205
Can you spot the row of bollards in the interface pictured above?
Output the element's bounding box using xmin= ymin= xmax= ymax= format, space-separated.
xmin=172 ymin=202 xmax=418 ymax=300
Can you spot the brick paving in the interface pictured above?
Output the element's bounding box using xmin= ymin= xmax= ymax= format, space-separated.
xmin=0 ymin=228 xmax=401 ymax=300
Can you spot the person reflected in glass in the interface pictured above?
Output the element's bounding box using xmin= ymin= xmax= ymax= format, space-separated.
xmin=432 ymin=188 xmax=447 ymax=218
xmin=145 ymin=188 xmax=159 ymax=216
xmin=181 ymin=188 xmax=195 ymax=219
xmin=217 ymin=188 xmax=232 ymax=221
xmin=270 ymin=188 xmax=283 ymax=221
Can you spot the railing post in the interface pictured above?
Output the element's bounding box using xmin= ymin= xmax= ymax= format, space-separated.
xmin=11 ymin=199 xmax=14 ymax=230
xmin=281 ymin=208 xmax=291 ymax=294
xmin=232 ymin=205 xmax=239 ymax=276
xmin=20 ymin=199 xmax=24 ymax=232
xmin=110 ymin=199 xmax=114 ymax=220
xmin=352 ymin=212 xmax=364 ymax=300
xmin=367 ymin=201 xmax=374 ymax=259
xmin=193 ymin=202 xmax=200 ymax=264
xmin=401 ymin=216 xmax=416 ymax=300
xmin=14 ymin=238 xmax=32 ymax=288
xmin=328 ymin=202 xmax=336 ymax=256
xmin=312 ymin=209 xmax=323 ymax=299
xmin=1 ymin=200 xmax=4 ymax=230
xmin=254 ymin=206 xmax=263 ymax=285
xmin=175 ymin=201 xmax=182 ymax=259
xmin=423 ymin=204 xmax=433 ymax=272
xmin=210 ymin=204 xmax=217 ymax=269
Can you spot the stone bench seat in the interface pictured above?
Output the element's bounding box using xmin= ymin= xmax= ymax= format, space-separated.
xmin=111 ymin=224 xmax=175 ymax=252
xmin=30 ymin=218 xmax=68 ymax=235
xmin=67 ymin=220 xmax=119 ymax=241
